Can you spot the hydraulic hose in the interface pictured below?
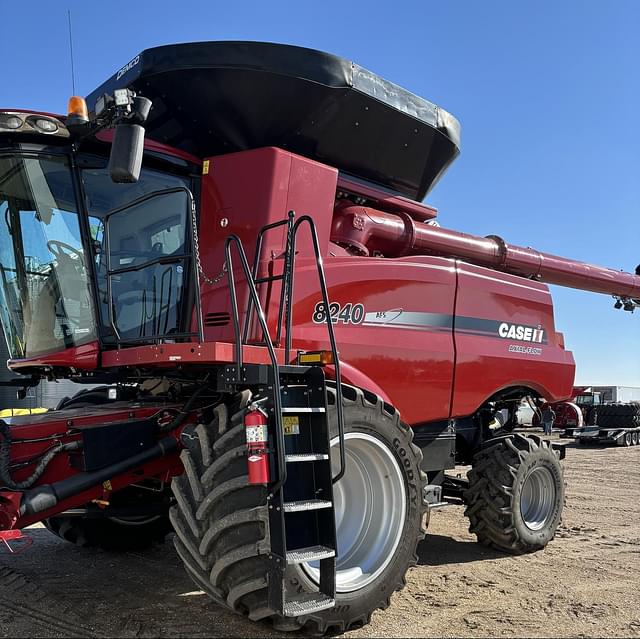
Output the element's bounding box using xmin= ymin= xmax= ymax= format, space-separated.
xmin=0 ymin=421 xmax=82 ymax=490
xmin=157 ymin=381 xmax=211 ymax=434
xmin=20 ymin=436 xmax=178 ymax=517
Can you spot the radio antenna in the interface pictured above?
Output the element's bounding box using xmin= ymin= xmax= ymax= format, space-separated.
xmin=67 ymin=10 xmax=76 ymax=95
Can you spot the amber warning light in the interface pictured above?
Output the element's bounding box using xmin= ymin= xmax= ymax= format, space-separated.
xmin=297 ymin=350 xmax=335 ymax=366
xmin=66 ymin=96 xmax=89 ymax=129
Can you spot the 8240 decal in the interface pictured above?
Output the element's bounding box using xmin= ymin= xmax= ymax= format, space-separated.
xmin=312 ymin=302 xmax=365 ymax=324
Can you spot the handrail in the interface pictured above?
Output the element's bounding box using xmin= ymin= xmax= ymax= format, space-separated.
xmin=285 ymin=215 xmax=346 ymax=484
xmin=224 ymin=235 xmax=287 ymax=498
xmin=226 ymin=212 xmax=347 ymax=490
xmin=241 ymin=213 xmax=294 ymax=346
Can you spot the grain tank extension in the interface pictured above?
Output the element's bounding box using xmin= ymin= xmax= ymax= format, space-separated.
xmin=0 ymin=41 xmax=637 ymax=635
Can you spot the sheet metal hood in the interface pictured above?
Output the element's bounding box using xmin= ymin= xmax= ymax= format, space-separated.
xmin=86 ymin=41 xmax=461 ymax=201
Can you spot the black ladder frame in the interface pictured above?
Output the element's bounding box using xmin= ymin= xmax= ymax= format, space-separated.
xmin=223 ymin=212 xmax=346 ymax=488
xmin=222 ymin=211 xmax=346 ymax=614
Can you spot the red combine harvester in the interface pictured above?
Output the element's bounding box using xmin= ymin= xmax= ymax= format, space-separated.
xmin=1 ymin=42 xmax=638 ymax=634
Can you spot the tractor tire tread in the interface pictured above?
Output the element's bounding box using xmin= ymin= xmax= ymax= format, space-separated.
xmin=463 ymin=433 xmax=564 ymax=555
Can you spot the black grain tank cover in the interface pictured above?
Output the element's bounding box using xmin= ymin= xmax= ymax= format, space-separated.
xmin=86 ymin=41 xmax=461 ymax=201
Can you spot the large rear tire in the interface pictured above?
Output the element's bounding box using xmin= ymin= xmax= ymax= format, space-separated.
xmin=463 ymin=434 xmax=564 ymax=554
xmin=170 ymin=385 xmax=427 ymax=634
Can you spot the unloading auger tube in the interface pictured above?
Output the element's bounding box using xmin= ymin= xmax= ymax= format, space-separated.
xmin=331 ymin=203 xmax=640 ymax=303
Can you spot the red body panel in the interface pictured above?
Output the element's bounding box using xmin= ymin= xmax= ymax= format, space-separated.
xmin=283 ymin=255 xmax=457 ymax=424
xmin=9 ymin=341 xmax=100 ymax=372
xmin=100 ymin=341 xmax=286 ymax=368
xmin=198 ymin=147 xmax=337 ymax=343
xmin=188 ymin=148 xmax=573 ymax=425
xmin=266 ymin=255 xmax=574 ymax=424
xmin=451 ymin=263 xmax=574 ymax=417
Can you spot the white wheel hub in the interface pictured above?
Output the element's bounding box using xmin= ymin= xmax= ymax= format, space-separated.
xmin=303 ymin=432 xmax=407 ymax=592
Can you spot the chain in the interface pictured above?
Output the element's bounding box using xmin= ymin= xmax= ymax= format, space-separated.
xmin=190 ymin=201 xmax=227 ymax=285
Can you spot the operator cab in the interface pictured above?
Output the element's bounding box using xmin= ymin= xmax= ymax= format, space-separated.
xmin=0 ymin=108 xmax=199 ymax=370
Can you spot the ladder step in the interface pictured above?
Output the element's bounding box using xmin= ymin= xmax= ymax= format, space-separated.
xmin=281 ymin=407 xmax=326 ymax=413
xmin=283 ymin=593 xmax=335 ymax=617
xmin=428 ymin=501 xmax=454 ymax=510
xmin=285 ymin=453 xmax=329 ymax=463
xmin=286 ymin=545 xmax=335 ymax=564
xmin=283 ymin=499 xmax=332 ymax=513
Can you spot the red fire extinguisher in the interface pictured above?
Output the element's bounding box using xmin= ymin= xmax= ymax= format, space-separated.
xmin=245 ymin=403 xmax=270 ymax=485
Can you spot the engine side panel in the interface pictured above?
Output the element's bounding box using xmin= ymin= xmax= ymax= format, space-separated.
xmin=283 ymin=256 xmax=575 ymax=426
xmin=287 ymin=256 xmax=457 ymax=425
xmin=451 ymin=262 xmax=575 ymax=417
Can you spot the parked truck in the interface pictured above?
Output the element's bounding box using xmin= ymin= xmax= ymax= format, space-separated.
xmin=0 ymin=42 xmax=638 ymax=634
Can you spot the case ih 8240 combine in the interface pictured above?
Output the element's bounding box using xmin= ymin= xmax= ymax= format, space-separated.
xmin=0 ymin=42 xmax=638 ymax=634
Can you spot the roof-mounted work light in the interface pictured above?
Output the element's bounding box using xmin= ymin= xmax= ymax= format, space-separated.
xmin=614 ymin=296 xmax=638 ymax=312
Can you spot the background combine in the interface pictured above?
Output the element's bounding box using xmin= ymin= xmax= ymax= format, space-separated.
xmin=0 ymin=41 xmax=638 ymax=635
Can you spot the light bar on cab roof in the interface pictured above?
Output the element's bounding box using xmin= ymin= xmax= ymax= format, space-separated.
xmin=0 ymin=111 xmax=69 ymax=138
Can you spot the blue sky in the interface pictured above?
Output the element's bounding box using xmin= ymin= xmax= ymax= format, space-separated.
xmin=1 ymin=0 xmax=638 ymax=386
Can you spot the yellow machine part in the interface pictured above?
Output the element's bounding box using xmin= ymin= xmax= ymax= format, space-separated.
xmin=0 ymin=407 xmax=48 ymax=418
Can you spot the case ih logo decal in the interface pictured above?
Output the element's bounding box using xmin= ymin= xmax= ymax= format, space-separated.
xmin=497 ymin=322 xmax=545 ymax=343
xmin=451 ymin=317 xmax=548 ymax=345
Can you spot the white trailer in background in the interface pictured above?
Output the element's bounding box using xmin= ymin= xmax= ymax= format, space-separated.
xmin=589 ymin=386 xmax=640 ymax=404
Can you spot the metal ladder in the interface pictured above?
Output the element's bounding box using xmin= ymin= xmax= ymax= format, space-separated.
xmin=223 ymin=212 xmax=345 ymax=616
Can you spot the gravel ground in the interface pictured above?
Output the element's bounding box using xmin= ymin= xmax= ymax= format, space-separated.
xmin=1 ymin=435 xmax=639 ymax=638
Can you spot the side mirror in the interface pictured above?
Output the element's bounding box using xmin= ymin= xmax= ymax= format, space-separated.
xmin=107 ymin=94 xmax=152 ymax=184
xmin=108 ymin=123 xmax=145 ymax=183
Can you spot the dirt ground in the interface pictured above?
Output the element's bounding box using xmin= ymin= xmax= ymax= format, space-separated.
xmin=1 ymin=435 xmax=639 ymax=638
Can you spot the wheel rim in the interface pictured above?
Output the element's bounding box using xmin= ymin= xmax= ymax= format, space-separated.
xmin=520 ymin=465 xmax=557 ymax=531
xmin=303 ymin=432 xmax=406 ymax=593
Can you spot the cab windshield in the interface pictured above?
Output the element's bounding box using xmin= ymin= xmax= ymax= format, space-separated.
xmin=0 ymin=154 xmax=96 ymax=359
